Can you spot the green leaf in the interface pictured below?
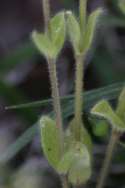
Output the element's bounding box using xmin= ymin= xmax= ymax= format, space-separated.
xmin=68 ymin=158 xmax=91 ymax=185
xmin=57 ymin=142 xmax=91 ymax=185
xmin=32 ymin=31 xmax=51 ymax=58
xmin=32 ymin=12 xmax=66 ymax=59
xmin=68 ymin=119 xmax=92 ymax=153
xmin=116 ymin=87 xmax=125 ymax=123
xmin=81 ymin=8 xmax=102 ymax=53
xmin=39 ymin=116 xmax=61 ymax=170
xmin=91 ymin=100 xmax=125 ymax=132
xmin=92 ymin=120 xmax=109 ymax=137
xmin=66 ymin=11 xmax=81 ymax=55
xmin=80 ymin=126 xmax=92 ymax=154
xmin=68 ymin=143 xmax=91 ymax=185
xmin=57 ymin=148 xmax=76 ymax=174
xmin=49 ymin=12 xmax=66 ymax=58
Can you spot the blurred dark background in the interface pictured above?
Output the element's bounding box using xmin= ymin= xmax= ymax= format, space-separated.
xmin=0 ymin=0 xmax=125 ymax=188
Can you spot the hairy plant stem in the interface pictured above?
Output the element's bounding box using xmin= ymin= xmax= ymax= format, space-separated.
xmin=73 ymin=1 xmax=87 ymax=141
xmin=79 ymin=0 xmax=87 ymax=33
xmin=79 ymin=0 xmax=87 ymax=50
xmin=47 ymin=58 xmax=64 ymax=155
xmin=42 ymin=0 xmax=64 ymax=156
xmin=41 ymin=1 xmax=67 ymax=188
xmin=96 ymin=130 xmax=119 ymax=188
xmin=42 ymin=0 xmax=50 ymax=33
xmin=74 ymin=55 xmax=84 ymax=141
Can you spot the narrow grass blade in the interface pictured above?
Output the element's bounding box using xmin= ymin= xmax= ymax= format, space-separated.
xmin=0 ymin=123 xmax=37 ymax=164
xmin=1 ymin=82 xmax=124 ymax=163
xmin=5 ymin=82 xmax=125 ymax=110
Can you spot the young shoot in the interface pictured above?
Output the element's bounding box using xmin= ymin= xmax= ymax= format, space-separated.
xmin=32 ymin=2 xmax=66 ymax=155
xmin=32 ymin=0 xmax=67 ymax=187
xmin=91 ymin=87 xmax=125 ymax=188
xmin=66 ymin=0 xmax=102 ymax=151
xmin=32 ymin=0 xmax=102 ymax=187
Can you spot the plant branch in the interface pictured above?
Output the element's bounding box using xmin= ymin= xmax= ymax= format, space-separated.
xmin=42 ymin=0 xmax=50 ymax=33
xmin=42 ymin=0 xmax=64 ymax=155
xmin=96 ymin=130 xmax=119 ymax=188
xmin=73 ymin=2 xmax=87 ymax=142
xmin=74 ymin=55 xmax=84 ymax=141
xmin=47 ymin=58 xmax=64 ymax=154
xmin=79 ymin=0 xmax=87 ymax=33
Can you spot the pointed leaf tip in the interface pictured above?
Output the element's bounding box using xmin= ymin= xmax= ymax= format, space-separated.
xmin=50 ymin=11 xmax=66 ymax=57
xmin=116 ymin=87 xmax=125 ymax=122
xmin=32 ymin=31 xmax=51 ymax=58
xmin=81 ymin=8 xmax=102 ymax=54
xmin=66 ymin=11 xmax=81 ymax=55
xmin=91 ymin=100 xmax=125 ymax=132
xmin=32 ymin=11 xmax=66 ymax=59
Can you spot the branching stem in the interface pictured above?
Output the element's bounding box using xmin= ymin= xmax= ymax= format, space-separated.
xmin=96 ymin=130 xmax=119 ymax=188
